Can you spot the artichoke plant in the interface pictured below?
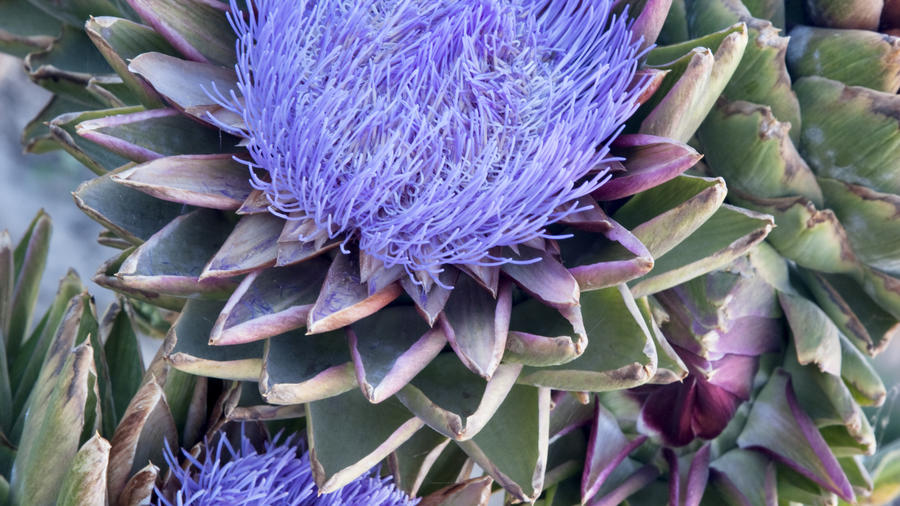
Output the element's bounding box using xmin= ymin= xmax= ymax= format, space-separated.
xmin=2 ymin=0 xmax=900 ymax=505
xmin=0 ymin=0 xmax=781 ymax=501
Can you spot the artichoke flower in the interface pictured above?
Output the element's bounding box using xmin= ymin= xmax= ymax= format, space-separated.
xmin=159 ymin=429 xmax=417 ymax=506
xmin=0 ymin=211 xmax=216 ymax=506
xmin=0 ymin=0 xmax=782 ymax=501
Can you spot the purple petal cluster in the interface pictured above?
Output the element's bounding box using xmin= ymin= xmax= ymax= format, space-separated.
xmin=157 ymin=432 xmax=416 ymax=506
xmin=631 ymin=259 xmax=784 ymax=447
xmin=217 ymin=0 xmax=646 ymax=278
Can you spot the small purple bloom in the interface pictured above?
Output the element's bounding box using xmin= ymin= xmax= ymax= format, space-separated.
xmin=217 ymin=0 xmax=647 ymax=279
xmin=157 ymin=432 xmax=416 ymax=506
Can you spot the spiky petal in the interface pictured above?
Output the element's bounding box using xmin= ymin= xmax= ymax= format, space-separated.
xmin=216 ymin=0 xmax=647 ymax=278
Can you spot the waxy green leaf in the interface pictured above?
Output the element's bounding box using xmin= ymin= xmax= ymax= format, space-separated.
xmin=457 ymin=385 xmax=550 ymax=503
xmin=165 ymin=299 xmax=263 ymax=380
xmin=349 ymin=305 xmax=447 ymax=403
xmin=396 ymin=355 xmax=521 ymax=441
xmin=517 ymin=285 xmax=657 ymax=392
xmin=307 ymin=390 xmax=423 ymax=494
xmin=261 ymin=329 xmax=356 ymax=405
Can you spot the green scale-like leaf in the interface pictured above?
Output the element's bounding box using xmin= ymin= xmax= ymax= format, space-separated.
xmin=629 ymin=204 xmax=774 ymax=296
xmin=707 ymin=449 xmax=777 ymax=506
xmin=395 ymin=354 xmax=521 ymax=441
xmin=128 ymin=51 xmax=244 ymax=128
xmin=201 ymin=213 xmax=282 ymax=279
xmin=113 ymin=154 xmax=253 ymax=211
xmin=787 ymin=26 xmax=900 ymax=93
xmin=209 ymin=258 xmax=329 ymax=345
xmin=636 ymin=22 xmax=748 ymax=142
xmin=688 ymin=0 xmax=802 ymax=143
xmin=165 ymin=299 xmax=263 ymax=380
xmin=504 ymin=297 xmax=587 ymax=367
xmin=74 ymin=170 xmax=186 ymax=245
xmin=800 ymin=269 xmax=899 ymax=357
xmin=348 ymin=305 xmax=447 ymax=404
xmin=783 ymin=344 xmax=876 ymax=457
xmin=261 ymin=328 xmax=356 ymax=405
xmin=85 ymin=16 xmax=177 ymax=108
xmin=0 ymin=0 xmax=59 ymax=58
xmin=25 ymin=26 xmax=135 ymax=108
xmin=389 ymin=428 xmax=451 ymax=496
xmin=819 ymin=177 xmax=900 ymax=277
xmin=698 ymin=98 xmax=823 ymax=203
xmin=307 ymin=252 xmax=402 ymax=334
xmin=795 ymin=76 xmax=900 ymax=319
xmin=840 ymin=455 xmax=874 ymax=499
xmin=128 ymin=0 xmax=236 ymax=66
xmin=516 ymin=284 xmax=658 ymax=392
xmin=796 ymin=76 xmax=900 ymax=196
xmin=737 ymin=369 xmax=854 ymax=501
xmin=76 ymin=108 xmax=242 ymax=162
xmin=307 ymin=389 xmax=424 ymax=494
xmin=457 ymin=385 xmax=550 ymax=503
xmin=614 ymin=175 xmax=727 ymax=259
xmin=410 ymin=439 xmax=471 ymax=498
xmin=47 ymin=106 xmax=140 ymax=175
xmin=94 ymin=248 xmax=185 ymax=310
xmin=443 ymin=273 xmax=511 ymax=379
xmin=113 ymin=209 xmax=239 ymax=299
xmin=21 ymin=94 xmax=82 ymax=154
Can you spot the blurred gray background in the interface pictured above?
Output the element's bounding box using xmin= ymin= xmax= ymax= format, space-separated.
xmin=0 ymin=54 xmax=113 ymax=312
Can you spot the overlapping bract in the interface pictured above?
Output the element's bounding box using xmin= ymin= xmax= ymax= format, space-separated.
xmin=217 ymin=0 xmax=647 ymax=278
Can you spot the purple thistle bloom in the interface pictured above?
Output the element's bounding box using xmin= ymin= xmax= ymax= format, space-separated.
xmin=157 ymin=432 xmax=416 ymax=506
xmin=215 ymin=0 xmax=647 ymax=279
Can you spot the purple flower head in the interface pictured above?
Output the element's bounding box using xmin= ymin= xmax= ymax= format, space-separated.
xmin=157 ymin=431 xmax=416 ymax=506
xmin=216 ymin=0 xmax=647 ymax=280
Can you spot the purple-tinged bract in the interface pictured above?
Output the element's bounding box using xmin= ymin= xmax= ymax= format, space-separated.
xmin=217 ymin=0 xmax=647 ymax=278
xmin=157 ymin=432 xmax=416 ymax=506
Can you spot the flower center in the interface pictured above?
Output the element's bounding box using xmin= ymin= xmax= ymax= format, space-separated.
xmin=227 ymin=0 xmax=644 ymax=278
